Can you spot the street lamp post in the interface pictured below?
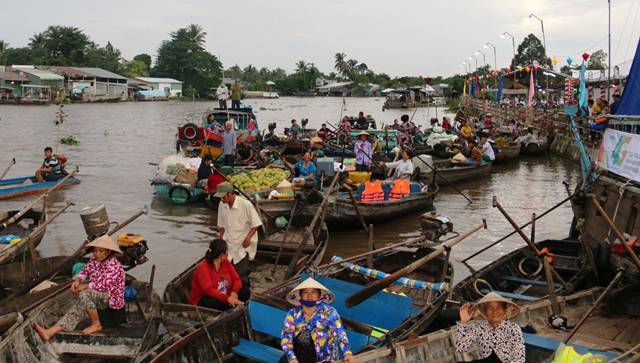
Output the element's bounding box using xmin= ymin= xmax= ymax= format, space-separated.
xmin=469 ymin=55 xmax=478 ymax=74
xmin=501 ymin=32 xmax=517 ymax=89
xmin=528 ymin=13 xmax=546 ymax=57
xmin=484 ymin=43 xmax=497 ymax=71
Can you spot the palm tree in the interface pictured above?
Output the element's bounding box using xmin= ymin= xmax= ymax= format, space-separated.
xmin=185 ymin=24 xmax=207 ymax=47
xmin=357 ymin=63 xmax=368 ymax=74
xmin=28 ymin=32 xmax=46 ymax=48
xmin=296 ymin=60 xmax=309 ymax=74
xmin=335 ymin=52 xmax=347 ymax=79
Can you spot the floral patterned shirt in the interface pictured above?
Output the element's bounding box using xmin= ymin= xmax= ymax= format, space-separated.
xmin=281 ymin=303 xmax=352 ymax=362
xmin=76 ymin=256 xmax=126 ymax=309
xmin=453 ymin=320 xmax=525 ymax=363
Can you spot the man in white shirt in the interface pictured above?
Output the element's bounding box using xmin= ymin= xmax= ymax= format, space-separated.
xmin=481 ymin=137 xmax=495 ymax=162
xmin=215 ymin=182 xmax=263 ymax=281
xmin=216 ymin=82 xmax=229 ymax=109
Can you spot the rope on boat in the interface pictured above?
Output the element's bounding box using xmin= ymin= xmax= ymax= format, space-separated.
xmin=330 ymin=256 xmax=449 ymax=292
xmin=606 ymin=179 xmax=632 ymax=241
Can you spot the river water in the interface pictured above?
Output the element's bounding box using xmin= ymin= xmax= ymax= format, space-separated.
xmin=0 ymin=97 xmax=579 ymax=291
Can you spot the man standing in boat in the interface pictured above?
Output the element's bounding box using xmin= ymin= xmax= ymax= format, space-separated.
xmin=215 ymin=182 xmax=263 ymax=283
xmin=223 ymin=121 xmax=237 ymax=167
xmin=35 ymin=146 xmax=63 ymax=182
xmin=231 ymin=80 xmax=242 ymax=110
xmin=216 ymin=81 xmax=229 ymax=109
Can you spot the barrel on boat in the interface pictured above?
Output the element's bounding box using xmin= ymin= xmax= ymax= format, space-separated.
xmin=80 ymin=205 xmax=109 ymax=238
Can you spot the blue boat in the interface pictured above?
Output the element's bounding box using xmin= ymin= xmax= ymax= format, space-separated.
xmin=0 ymin=176 xmax=80 ymax=200
xmin=146 ymin=245 xmax=452 ymax=362
xmin=153 ymin=182 xmax=205 ymax=205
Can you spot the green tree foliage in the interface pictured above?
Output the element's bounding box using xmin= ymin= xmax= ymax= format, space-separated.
xmin=118 ymin=59 xmax=149 ymax=78
xmin=152 ymin=24 xmax=222 ymax=96
xmin=511 ymin=34 xmax=552 ymax=69
xmin=133 ymin=54 xmax=152 ymax=69
xmin=39 ymin=26 xmax=92 ymax=65
xmin=85 ymin=41 xmax=121 ymax=72
xmin=5 ymin=47 xmax=34 ymax=65
xmin=587 ymin=49 xmax=607 ymax=70
xmin=0 ymin=41 xmax=8 ymax=65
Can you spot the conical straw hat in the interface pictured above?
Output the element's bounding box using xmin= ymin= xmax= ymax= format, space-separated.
xmin=473 ymin=292 xmax=520 ymax=320
xmin=86 ymin=234 xmax=123 ymax=254
xmin=451 ymin=153 xmax=467 ymax=163
xmin=286 ymin=277 xmax=335 ymax=306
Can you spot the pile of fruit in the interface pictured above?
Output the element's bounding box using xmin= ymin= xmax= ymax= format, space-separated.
xmin=229 ymin=168 xmax=290 ymax=193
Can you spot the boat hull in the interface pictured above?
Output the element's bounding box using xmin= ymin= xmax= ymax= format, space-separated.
xmin=0 ymin=208 xmax=46 ymax=265
xmin=421 ymin=162 xmax=491 ymax=186
xmin=154 ymin=183 xmax=205 ymax=204
xmin=0 ymin=176 xmax=80 ymax=200
xmin=494 ymin=144 xmax=521 ymax=163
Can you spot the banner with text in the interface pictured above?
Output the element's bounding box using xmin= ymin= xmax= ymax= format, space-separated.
xmin=595 ymin=128 xmax=640 ymax=182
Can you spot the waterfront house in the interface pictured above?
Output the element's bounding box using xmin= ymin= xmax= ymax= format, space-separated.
xmin=41 ymin=66 xmax=127 ymax=102
xmin=0 ymin=68 xmax=28 ymax=100
xmin=10 ymin=66 xmax=64 ymax=102
xmin=134 ymin=77 xmax=183 ymax=98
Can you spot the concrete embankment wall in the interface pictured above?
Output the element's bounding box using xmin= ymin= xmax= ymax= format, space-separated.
xmin=547 ymin=134 xmax=598 ymax=165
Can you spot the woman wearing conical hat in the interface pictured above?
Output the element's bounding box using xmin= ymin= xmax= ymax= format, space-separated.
xmin=453 ymin=292 xmax=525 ymax=363
xmin=280 ymin=278 xmax=357 ymax=363
xmin=35 ymin=235 xmax=126 ymax=341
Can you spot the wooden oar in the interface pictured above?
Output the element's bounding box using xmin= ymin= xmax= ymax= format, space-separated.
xmin=0 ymin=158 xmax=15 ymax=180
xmin=344 ymin=185 xmax=369 ymax=233
xmin=8 ymin=208 xmax=146 ymax=298
xmin=416 ymin=155 xmax=472 ymax=204
xmin=0 ymin=167 xmax=79 ymax=232
xmin=492 ymin=196 xmax=568 ymax=288
xmin=272 ymin=197 xmax=300 ymax=273
xmin=462 ymin=192 xmax=575 ymax=263
xmin=0 ymin=202 xmax=73 ymax=265
xmin=532 ymin=212 xmax=560 ymax=315
xmin=564 ymin=267 xmax=626 ymax=343
xmin=587 ymin=194 xmax=640 ymax=269
xmin=284 ymin=172 xmax=340 ymax=279
xmin=346 ymin=220 xmax=487 ymax=308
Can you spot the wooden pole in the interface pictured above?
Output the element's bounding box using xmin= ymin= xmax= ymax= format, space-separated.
xmin=588 ymin=194 xmax=640 ymax=269
xmin=463 ymin=193 xmax=574 ymax=263
xmin=564 ymin=268 xmax=625 ymax=343
xmin=367 ymin=224 xmax=375 ymax=269
xmin=272 ymin=197 xmax=299 ymax=272
xmin=346 ymin=220 xmax=487 ymax=308
xmin=0 ymin=158 xmax=16 ymax=180
xmin=532 ymin=212 xmax=561 ymax=315
xmin=284 ymin=172 xmax=340 ymax=278
xmin=346 ymin=188 xmax=369 ymax=233
xmin=492 ymin=196 xmax=568 ymax=288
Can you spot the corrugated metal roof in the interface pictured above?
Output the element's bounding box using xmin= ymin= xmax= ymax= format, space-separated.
xmin=0 ymin=71 xmax=27 ymax=82
xmin=75 ymin=67 xmax=128 ymax=80
xmin=136 ymin=77 xmax=183 ymax=84
xmin=41 ymin=66 xmax=94 ymax=78
xmin=18 ymin=68 xmax=64 ymax=81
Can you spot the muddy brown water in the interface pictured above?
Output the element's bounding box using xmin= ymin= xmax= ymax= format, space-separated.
xmin=0 ymin=97 xmax=579 ymax=292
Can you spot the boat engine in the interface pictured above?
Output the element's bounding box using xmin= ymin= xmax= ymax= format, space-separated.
xmin=116 ymin=233 xmax=149 ymax=270
xmin=419 ymin=212 xmax=453 ymax=241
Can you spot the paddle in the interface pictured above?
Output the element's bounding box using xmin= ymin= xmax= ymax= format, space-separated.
xmin=0 ymin=166 xmax=79 ymax=232
xmin=343 ymin=184 xmax=369 ymax=233
xmin=0 ymin=202 xmax=73 ymax=265
xmin=272 ymin=196 xmax=300 ymax=273
xmin=346 ymin=219 xmax=487 ymax=308
xmin=415 ymin=155 xmax=472 ymax=204
xmin=0 ymin=158 xmax=15 ymax=180
xmin=284 ymin=172 xmax=340 ymax=279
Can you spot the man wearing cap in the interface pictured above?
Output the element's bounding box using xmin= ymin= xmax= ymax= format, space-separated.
xmin=215 ymin=182 xmax=262 ymax=281
xmin=453 ymin=292 xmax=525 ymax=363
xmin=280 ymin=278 xmax=356 ymax=363
xmin=354 ymin=131 xmax=372 ymax=172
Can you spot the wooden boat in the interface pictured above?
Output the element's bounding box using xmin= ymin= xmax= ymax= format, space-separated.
xmin=451 ymin=239 xmax=592 ymax=304
xmin=0 ymin=176 xmax=80 ymax=200
xmin=153 ymin=182 xmax=205 ymax=205
xmin=163 ymin=223 xmax=329 ymax=304
xmin=0 ymin=208 xmax=46 ymax=265
xmin=520 ymin=142 xmax=548 ymax=156
xmin=515 ymin=287 xmax=632 ymax=361
xmin=0 ymin=275 xmax=161 ymax=362
xmin=297 ymin=182 xmax=438 ymax=227
xmin=138 ymin=244 xmax=452 ymax=363
xmin=494 ymin=144 xmax=521 ymax=163
xmin=417 ymin=159 xmax=491 ymax=186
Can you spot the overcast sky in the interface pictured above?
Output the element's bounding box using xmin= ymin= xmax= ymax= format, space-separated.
xmin=2 ymin=0 xmax=639 ymax=77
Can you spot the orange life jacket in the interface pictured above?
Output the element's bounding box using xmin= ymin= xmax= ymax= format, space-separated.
xmin=361 ymin=180 xmax=384 ymax=203
xmin=389 ymin=179 xmax=411 ymax=200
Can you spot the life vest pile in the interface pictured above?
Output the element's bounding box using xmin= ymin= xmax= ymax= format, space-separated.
xmin=389 ymin=179 xmax=411 ymax=200
xmin=361 ymin=180 xmax=384 ymax=203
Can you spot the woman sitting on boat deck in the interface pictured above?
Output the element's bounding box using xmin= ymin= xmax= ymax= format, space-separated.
xmin=189 ymin=239 xmax=250 ymax=311
xmin=379 ymin=149 xmax=414 ymax=179
xmin=454 ymin=292 xmax=525 ymax=363
xmin=34 ymin=235 xmax=126 ymax=341
xmin=282 ymin=152 xmax=317 ymax=183
xmin=281 ymin=278 xmax=357 ymax=363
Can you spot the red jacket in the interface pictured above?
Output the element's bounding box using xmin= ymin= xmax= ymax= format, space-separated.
xmin=189 ymin=259 xmax=242 ymax=305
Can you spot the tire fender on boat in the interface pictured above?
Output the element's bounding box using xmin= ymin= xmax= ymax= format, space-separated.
xmin=169 ymin=185 xmax=192 ymax=202
xmin=180 ymin=123 xmax=201 ymax=141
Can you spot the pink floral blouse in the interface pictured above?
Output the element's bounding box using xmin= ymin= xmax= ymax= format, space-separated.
xmin=76 ymin=256 xmax=126 ymax=309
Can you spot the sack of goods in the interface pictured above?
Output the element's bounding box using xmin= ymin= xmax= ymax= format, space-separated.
xmin=155 ymin=155 xmax=202 ymax=186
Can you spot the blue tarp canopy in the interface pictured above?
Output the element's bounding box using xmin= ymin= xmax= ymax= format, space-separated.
xmin=614 ymin=38 xmax=640 ymax=115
